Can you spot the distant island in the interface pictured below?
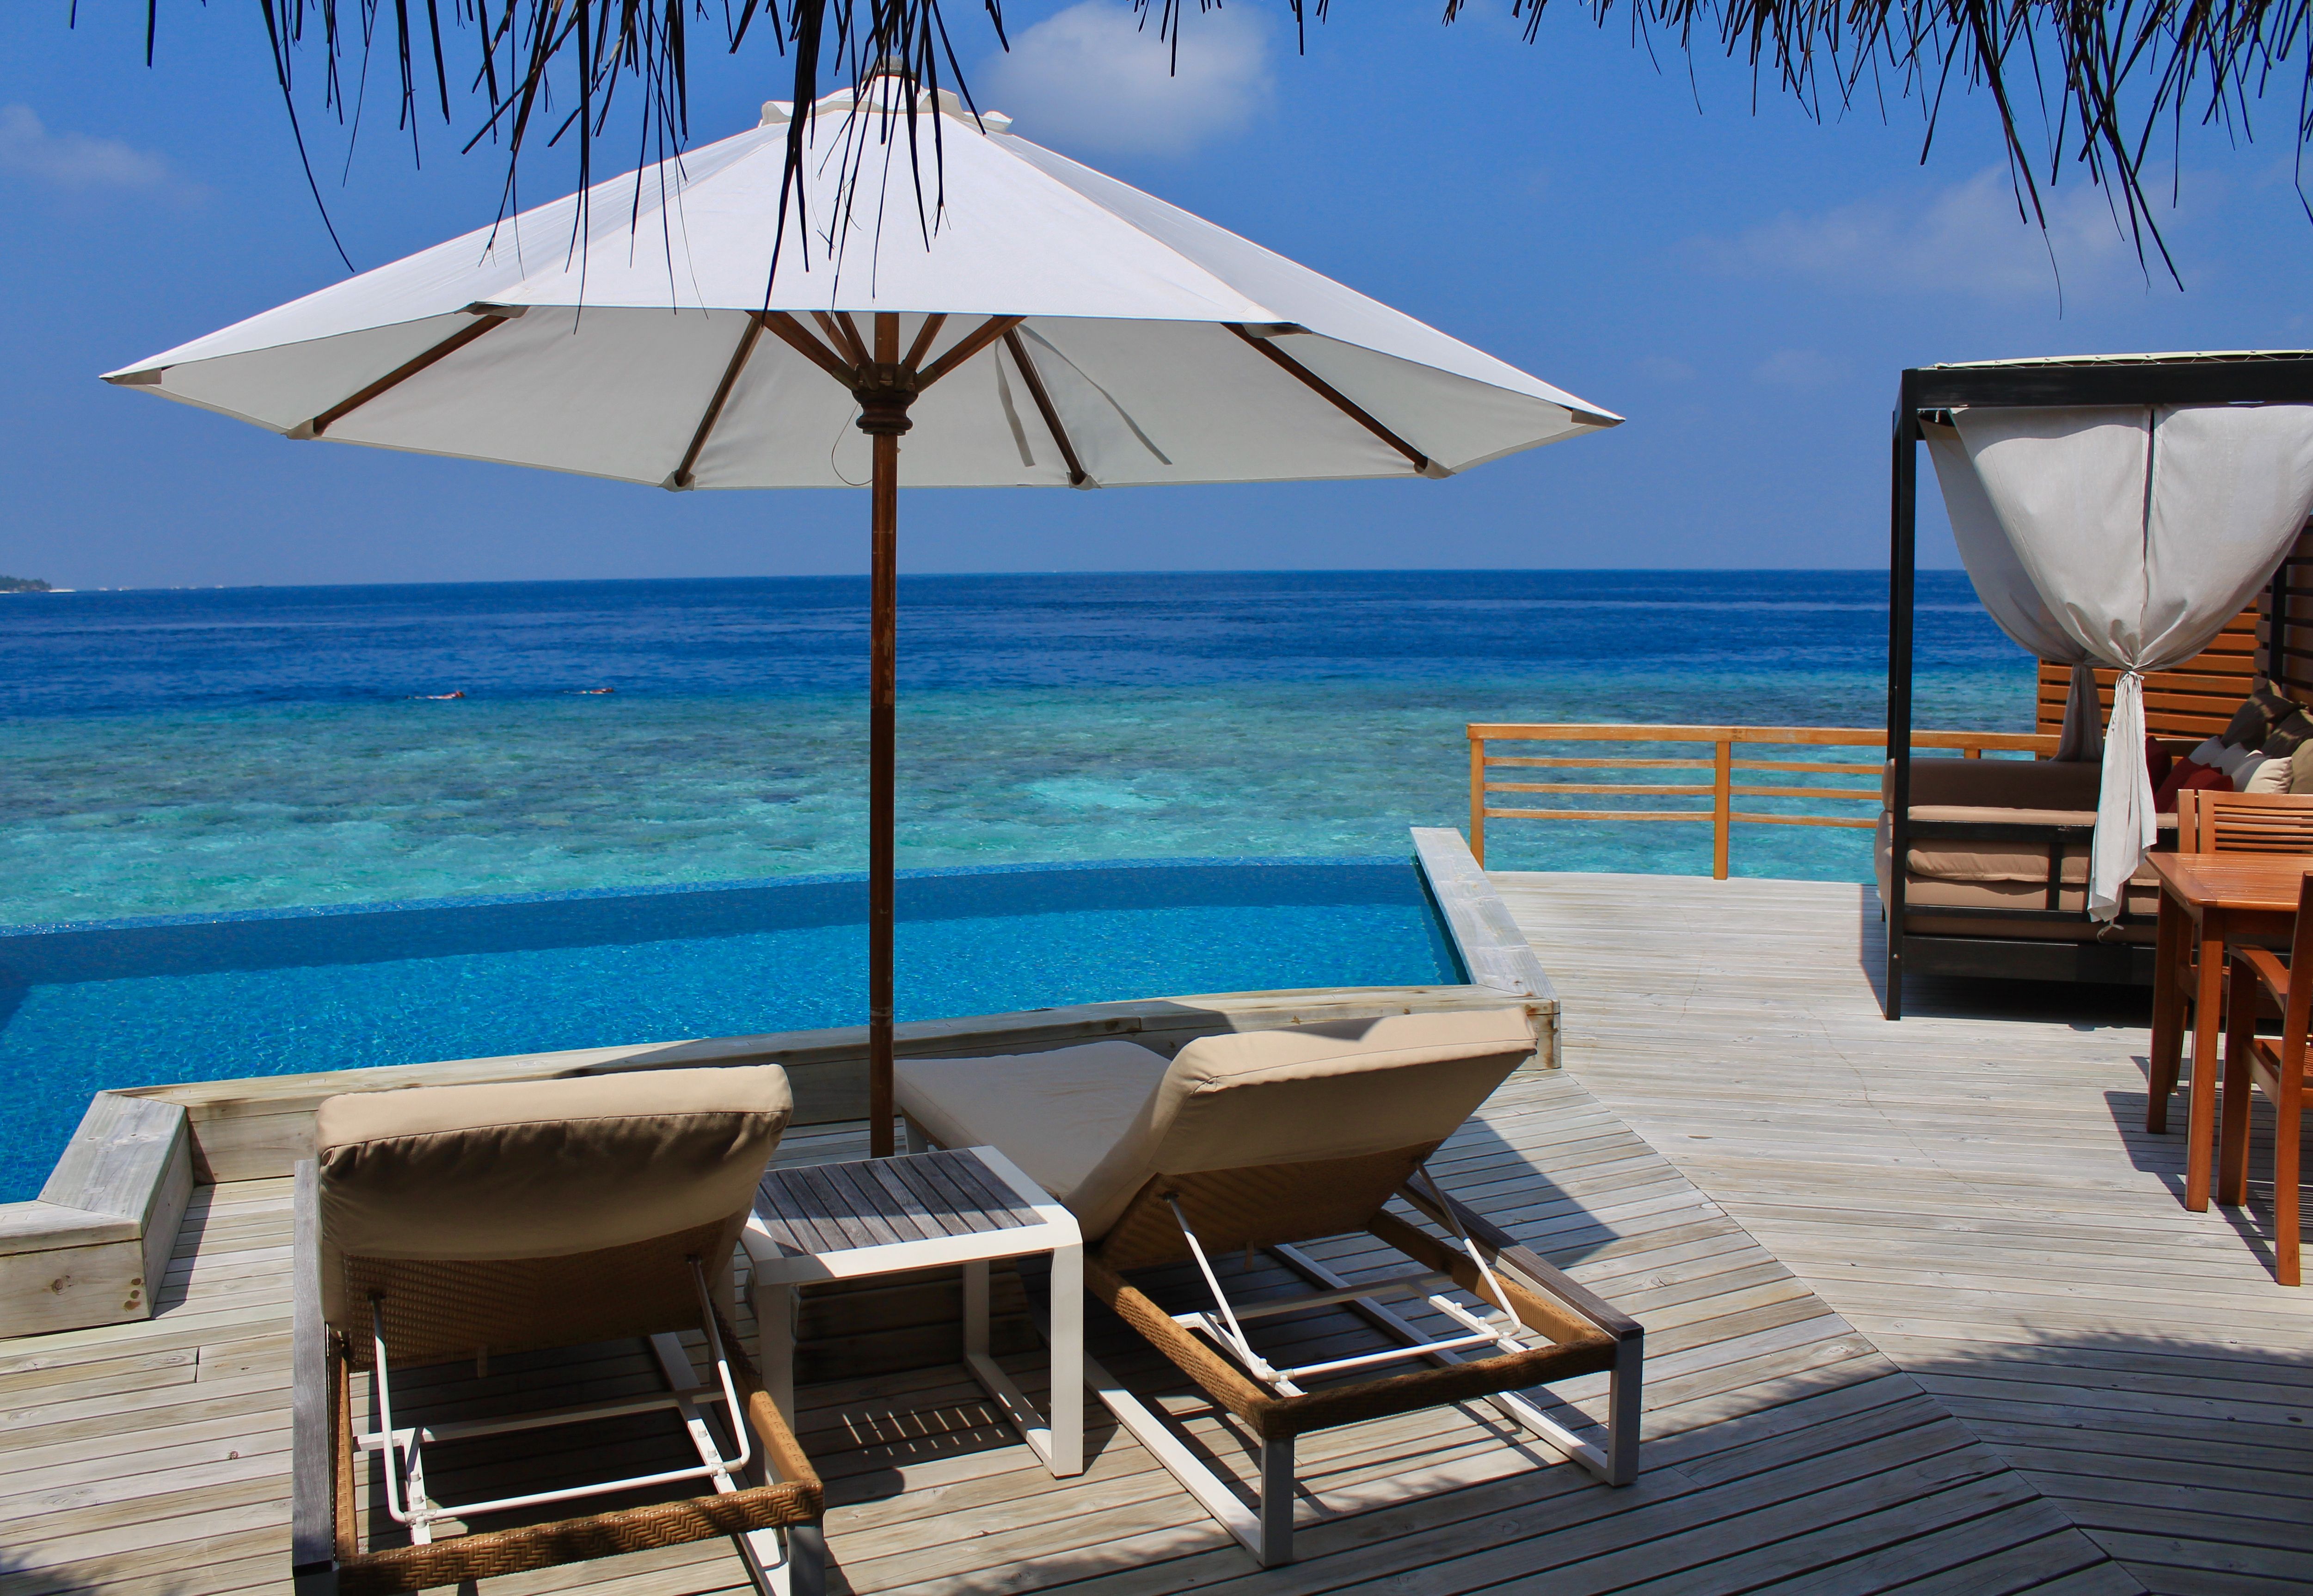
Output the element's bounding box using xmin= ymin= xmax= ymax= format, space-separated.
xmin=0 ymin=576 xmax=52 ymax=593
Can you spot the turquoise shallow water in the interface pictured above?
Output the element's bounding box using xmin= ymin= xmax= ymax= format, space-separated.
xmin=0 ymin=569 xmax=2036 ymax=1197
xmin=0 ymin=571 xmax=2031 ymax=925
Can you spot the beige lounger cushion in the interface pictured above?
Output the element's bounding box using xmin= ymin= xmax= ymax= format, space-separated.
xmin=900 ymin=1011 xmax=1535 ymax=1242
xmin=317 ymin=1066 xmax=793 ymax=1266
xmin=895 ymin=1039 xmax=1174 ymax=1209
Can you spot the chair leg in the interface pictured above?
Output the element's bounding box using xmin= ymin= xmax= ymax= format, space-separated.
xmin=2148 ymin=910 xmax=2186 ymax=1133
xmin=2278 ymin=1085 xmax=2302 ymax=1289
xmin=1257 ymin=1437 xmax=1295 ymax=1567
xmin=2221 ymin=980 xmax=2256 ymax=1209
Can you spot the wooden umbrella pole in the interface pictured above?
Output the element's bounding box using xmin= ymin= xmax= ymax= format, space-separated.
xmin=856 ymin=313 xmax=916 ymax=1158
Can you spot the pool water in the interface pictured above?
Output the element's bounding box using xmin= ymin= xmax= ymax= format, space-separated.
xmin=0 ymin=858 xmax=1463 ymax=1201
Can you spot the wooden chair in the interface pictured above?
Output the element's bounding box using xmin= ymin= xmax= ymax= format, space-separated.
xmin=2181 ymin=787 xmax=2313 ymax=853
xmin=2220 ymin=872 xmax=2313 ymax=1285
xmin=2149 ymin=789 xmax=2313 ymax=1132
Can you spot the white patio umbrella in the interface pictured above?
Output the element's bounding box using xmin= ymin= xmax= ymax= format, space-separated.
xmin=103 ymin=71 xmax=1620 ymax=1154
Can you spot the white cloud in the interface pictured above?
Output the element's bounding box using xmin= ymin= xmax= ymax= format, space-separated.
xmin=1684 ymin=166 xmax=2183 ymax=306
xmin=1754 ymin=349 xmax=1842 ymax=388
xmin=0 ymin=105 xmax=183 ymax=193
xmin=978 ymin=1 xmax=1272 ymax=157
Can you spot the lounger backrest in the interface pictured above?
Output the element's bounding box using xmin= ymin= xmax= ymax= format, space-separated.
xmin=1069 ymin=1008 xmax=1534 ymax=1251
xmin=316 ymin=1065 xmax=791 ymax=1365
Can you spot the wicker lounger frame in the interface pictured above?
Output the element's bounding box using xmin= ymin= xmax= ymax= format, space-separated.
xmin=907 ymin=1123 xmax=1645 ymax=1568
xmin=289 ymin=1162 xmax=826 ymax=1596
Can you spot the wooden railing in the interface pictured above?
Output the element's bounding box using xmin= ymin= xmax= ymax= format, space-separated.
xmin=1466 ymin=724 xmax=2060 ymax=876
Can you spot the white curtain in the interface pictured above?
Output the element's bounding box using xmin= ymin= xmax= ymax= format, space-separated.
xmin=1926 ymin=403 xmax=2313 ymax=920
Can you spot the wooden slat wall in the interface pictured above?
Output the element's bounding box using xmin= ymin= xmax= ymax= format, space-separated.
xmin=2034 ymin=528 xmax=2313 ymax=743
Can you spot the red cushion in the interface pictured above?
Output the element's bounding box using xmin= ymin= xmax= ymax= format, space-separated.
xmin=2144 ymin=735 xmax=2175 ymax=789
xmin=2156 ymin=760 xmax=2232 ymax=814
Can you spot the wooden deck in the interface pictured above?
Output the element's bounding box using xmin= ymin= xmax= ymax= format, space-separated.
xmin=12 ymin=870 xmax=2306 ymax=1596
xmin=1501 ymin=871 xmax=2313 ymax=1596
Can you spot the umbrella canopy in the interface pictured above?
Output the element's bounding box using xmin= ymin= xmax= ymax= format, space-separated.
xmin=104 ymin=74 xmax=1620 ymax=1153
xmin=105 ymin=81 xmax=1616 ymax=486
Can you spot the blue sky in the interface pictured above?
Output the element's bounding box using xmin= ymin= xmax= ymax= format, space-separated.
xmin=3 ymin=3 xmax=2308 ymax=587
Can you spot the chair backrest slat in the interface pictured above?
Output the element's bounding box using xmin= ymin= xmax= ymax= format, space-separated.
xmin=2182 ymin=790 xmax=2313 ymax=854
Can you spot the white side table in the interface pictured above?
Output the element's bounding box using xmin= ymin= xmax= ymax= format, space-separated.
xmin=742 ymin=1145 xmax=1084 ymax=1477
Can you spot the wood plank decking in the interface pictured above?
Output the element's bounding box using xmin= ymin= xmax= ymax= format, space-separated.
xmin=8 ymin=870 xmax=2287 ymax=1596
xmin=1499 ymin=871 xmax=2313 ymax=1596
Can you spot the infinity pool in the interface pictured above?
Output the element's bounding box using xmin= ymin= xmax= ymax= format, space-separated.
xmin=0 ymin=858 xmax=1463 ymax=1201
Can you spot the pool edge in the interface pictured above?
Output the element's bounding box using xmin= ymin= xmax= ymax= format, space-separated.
xmin=0 ymin=829 xmax=1555 ymax=1338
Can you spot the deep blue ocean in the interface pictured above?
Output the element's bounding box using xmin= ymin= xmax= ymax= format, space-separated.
xmin=0 ymin=570 xmax=2028 ymax=927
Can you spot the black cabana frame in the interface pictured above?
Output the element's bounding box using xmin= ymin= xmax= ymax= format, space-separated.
xmin=1884 ymin=351 xmax=2313 ymax=1020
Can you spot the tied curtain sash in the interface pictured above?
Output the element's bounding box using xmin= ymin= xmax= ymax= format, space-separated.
xmin=1926 ymin=403 xmax=2313 ymax=920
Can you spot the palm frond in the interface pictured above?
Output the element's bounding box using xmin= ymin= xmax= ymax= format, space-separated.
xmin=139 ymin=0 xmax=2313 ymax=281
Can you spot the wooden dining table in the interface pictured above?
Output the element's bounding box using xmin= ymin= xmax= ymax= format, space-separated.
xmin=2147 ymin=850 xmax=2313 ymax=1210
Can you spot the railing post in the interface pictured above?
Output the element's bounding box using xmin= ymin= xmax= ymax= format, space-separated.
xmin=1468 ymin=730 xmax=1486 ymax=868
xmin=1712 ymin=736 xmax=1732 ymax=880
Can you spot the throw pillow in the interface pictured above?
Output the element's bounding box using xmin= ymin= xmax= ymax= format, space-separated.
xmin=2212 ymin=740 xmax=2267 ymax=785
xmin=2294 ymin=741 xmax=2313 ymax=795
xmin=2266 ymin=707 xmax=2313 ymax=756
xmin=2158 ymin=761 xmax=2233 ymax=813
xmin=2222 ymin=681 xmax=2304 ymax=749
xmin=2145 ymin=736 xmax=2175 ymax=788
xmin=2246 ymin=755 xmax=2294 ymax=794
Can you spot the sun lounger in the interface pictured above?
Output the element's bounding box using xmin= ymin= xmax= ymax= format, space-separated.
xmin=290 ymin=1067 xmax=822 ymax=1596
xmin=896 ymin=1009 xmax=1642 ymax=1566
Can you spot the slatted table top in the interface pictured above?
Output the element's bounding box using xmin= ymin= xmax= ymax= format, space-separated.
xmin=745 ymin=1145 xmax=1077 ymax=1282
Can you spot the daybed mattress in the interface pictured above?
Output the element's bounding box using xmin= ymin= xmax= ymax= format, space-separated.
xmin=1874 ymin=758 xmax=2170 ymax=943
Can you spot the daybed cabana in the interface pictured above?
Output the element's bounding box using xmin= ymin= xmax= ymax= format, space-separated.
xmin=1882 ymin=352 xmax=2313 ymax=1019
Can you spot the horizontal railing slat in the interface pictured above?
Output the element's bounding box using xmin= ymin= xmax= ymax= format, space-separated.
xmin=1466 ymin=722 xmax=2054 ymax=877
xmin=1484 ymin=781 xmax=1717 ymax=797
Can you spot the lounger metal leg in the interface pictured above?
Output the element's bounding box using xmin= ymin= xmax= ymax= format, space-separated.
xmin=1075 ymin=1347 xmax=1267 ymax=1558
xmin=755 ymin=1280 xmax=798 ymax=1424
xmin=648 ymin=1331 xmax=813 ymax=1596
xmin=1257 ymin=1438 xmax=1295 ymax=1566
xmin=1606 ymin=1332 xmax=1643 ymax=1487
xmin=780 ymin=1521 xmax=827 ymax=1596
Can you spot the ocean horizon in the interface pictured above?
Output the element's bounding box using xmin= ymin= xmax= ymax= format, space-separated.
xmin=0 ymin=568 xmax=2029 ymax=928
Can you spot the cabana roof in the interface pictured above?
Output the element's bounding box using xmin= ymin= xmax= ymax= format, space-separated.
xmin=1933 ymin=350 xmax=2313 ymax=369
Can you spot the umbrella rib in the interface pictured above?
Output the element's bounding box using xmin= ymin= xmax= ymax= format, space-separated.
xmin=817 ymin=312 xmax=871 ymax=368
xmin=917 ymin=316 xmax=1025 ymax=390
xmin=1224 ymin=323 xmax=1431 ymax=474
xmin=902 ymin=314 xmax=949 ymax=372
xmin=760 ymin=313 xmax=859 ymax=387
xmin=1002 ymin=331 xmax=1088 ymax=487
xmin=665 ymin=314 xmax=770 ymax=490
xmin=295 ymin=311 xmax=516 ymax=440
